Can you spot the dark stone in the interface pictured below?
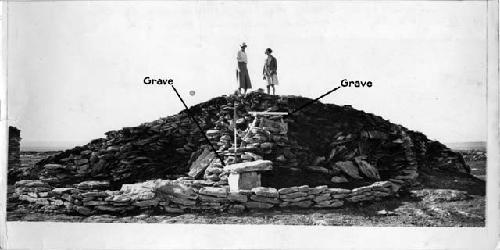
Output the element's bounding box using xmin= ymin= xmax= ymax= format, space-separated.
xmin=188 ymin=148 xmax=215 ymax=179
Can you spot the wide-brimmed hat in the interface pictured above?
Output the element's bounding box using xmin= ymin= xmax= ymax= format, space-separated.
xmin=240 ymin=42 xmax=247 ymax=48
xmin=265 ymin=48 xmax=273 ymax=54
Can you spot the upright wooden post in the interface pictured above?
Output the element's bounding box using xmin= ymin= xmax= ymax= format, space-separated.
xmin=233 ymin=100 xmax=238 ymax=163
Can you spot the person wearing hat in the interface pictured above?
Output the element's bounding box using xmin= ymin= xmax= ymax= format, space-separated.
xmin=236 ymin=42 xmax=252 ymax=95
xmin=263 ymin=48 xmax=278 ymax=95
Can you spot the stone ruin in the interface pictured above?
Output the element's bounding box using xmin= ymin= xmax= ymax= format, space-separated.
xmin=8 ymin=126 xmax=21 ymax=185
xmin=8 ymin=92 xmax=471 ymax=215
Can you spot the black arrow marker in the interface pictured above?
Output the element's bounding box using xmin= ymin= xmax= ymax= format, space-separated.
xmin=286 ymin=86 xmax=342 ymax=117
xmin=169 ymin=83 xmax=226 ymax=166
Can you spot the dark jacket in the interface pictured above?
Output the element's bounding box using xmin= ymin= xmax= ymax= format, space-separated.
xmin=263 ymin=56 xmax=277 ymax=76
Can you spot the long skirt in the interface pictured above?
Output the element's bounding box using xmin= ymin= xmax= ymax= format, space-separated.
xmin=238 ymin=62 xmax=252 ymax=89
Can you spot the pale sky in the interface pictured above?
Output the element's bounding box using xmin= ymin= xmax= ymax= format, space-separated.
xmin=7 ymin=1 xmax=487 ymax=148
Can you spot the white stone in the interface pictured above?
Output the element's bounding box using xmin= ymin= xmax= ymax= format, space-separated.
xmin=228 ymin=172 xmax=261 ymax=192
xmin=224 ymin=160 xmax=273 ymax=173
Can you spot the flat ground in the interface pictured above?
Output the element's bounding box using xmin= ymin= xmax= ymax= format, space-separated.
xmin=7 ymin=151 xmax=486 ymax=226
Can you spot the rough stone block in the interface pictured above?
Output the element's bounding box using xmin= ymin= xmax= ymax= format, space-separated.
xmin=328 ymin=188 xmax=351 ymax=194
xmin=297 ymin=185 xmax=310 ymax=192
xmin=252 ymin=187 xmax=278 ymax=198
xmin=228 ymin=204 xmax=246 ymax=213
xmin=228 ymin=192 xmax=248 ymax=203
xmin=313 ymin=193 xmax=331 ymax=203
xmin=279 ymin=192 xmax=308 ymax=199
xmin=289 ymin=200 xmax=313 ymax=208
xmin=76 ymin=180 xmax=110 ymax=190
xmin=309 ymin=185 xmax=328 ymax=195
xmin=198 ymin=187 xmax=228 ymax=198
xmin=133 ymin=199 xmax=160 ymax=207
xmin=188 ymin=148 xmax=215 ymax=179
xmin=245 ymin=201 xmax=274 ymax=209
xmin=354 ymin=157 xmax=380 ymax=180
xmin=156 ymin=181 xmax=197 ymax=199
xmin=224 ymin=160 xmax=273 ymax=173
xmin=281 ymin=196 xmax=311 ymax=203
xmin=198 ymin=194 xmax=227 ymax=203
xmin=333 ymin=161 xmax=361 ymax=179
xmin=44 ymin=164 xmax=66 ymax=170
xmin=278 ymin=187 xmax=299 ymax=195
xmin=164 ymin=206 xmax=184 ymax=213
xmin=250 ymin=195 xmax=279 ymax=204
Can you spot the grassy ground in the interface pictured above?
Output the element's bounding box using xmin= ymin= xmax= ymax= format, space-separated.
xmin=7 ymin=151 xmax=486 ymax=226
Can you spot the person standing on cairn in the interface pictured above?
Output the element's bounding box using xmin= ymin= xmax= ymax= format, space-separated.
xmin=263 ymin=48 xmax=278 ymax=95
xmin=236 ymin=42 xmax=252 ymax=95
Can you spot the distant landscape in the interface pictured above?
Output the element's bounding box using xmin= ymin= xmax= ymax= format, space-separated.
xmin=446 ymin=141 xmax=486 ymax=151
xmin=21 ymin=141 xmax=88 ymax=152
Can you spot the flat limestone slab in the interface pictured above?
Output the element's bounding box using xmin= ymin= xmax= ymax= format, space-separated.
xmin=188 ymin=148 xmax=215 ymax=179
xmin=333 ymin=161 xmax=361 ymax=179
xmin=198 ymin=187 xmax=228 ymax=198
xmin=228 ymin=172 xmax=261 ymax=192
xmin=224 ymin=160 xmax=273 ymax=174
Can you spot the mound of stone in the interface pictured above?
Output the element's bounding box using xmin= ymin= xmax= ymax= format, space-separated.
xmin=14 ymin=92 xmax=469 ymax=191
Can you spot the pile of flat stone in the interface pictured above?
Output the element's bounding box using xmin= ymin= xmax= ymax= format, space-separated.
xmin=227 ymin=191 xmax=249 ymax=213
xmin=246 ymin=187 xmax=279 ymax=209
xmin=196 ymin=186 xmax=230 ymax=211
xmin=14 ymin=92 xmax=470 ymax=197
xmin=398 ymin=132 xmax=419 ymax=181
xmin=26 ymin=111 xmax=214 ymax=187
xmin=14 ymin=180 xmax=56 ymax=206
xmin=156 ymin=181 xmax=245 ymax=213
xmin=322 ymin=188 xmax=351 ymax=208
xmin=76 ymin=180 xmax=110 ymax=190
xmin=156 ymin=180 xmax=201 ymax=213
xmin=277 ymin=185 xmax=349 ymax=209
xmin=346 ymin=181 xmax=395 ymax=203
xmin=311 ymin=186 xmax=349 ymax=208
xmin=13 ymin=179 xmax=163 ymax=216
xmin=278 ymin=185 xmax=314 ymax=208
xmin=39 ymin=163 xmax=79 ymax=186
xmin=241 ymin=127 xmax=274 ymax=153
xmin=80 ymin=180 xmax=160 ymax=215
xmin=203 ymin=160 xmax=226 ymax=183
xmin=426 ymin=140 xmax=470 ymax=174
xmin=11 ymin=176 xmax=406 ymax=216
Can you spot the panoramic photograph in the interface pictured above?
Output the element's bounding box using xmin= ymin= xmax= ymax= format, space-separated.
xmin=6 ymin=1 xmax=487 ymax=227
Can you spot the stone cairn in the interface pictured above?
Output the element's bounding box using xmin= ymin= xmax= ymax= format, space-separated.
xmin=9 ymin=92 xmax=471 ymax=215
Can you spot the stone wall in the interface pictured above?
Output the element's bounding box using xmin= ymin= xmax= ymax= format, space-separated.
xmin=12 ymin=178 xmax=401 ymax=216
xmin=8 ymin=126 xmax=21 ymax=184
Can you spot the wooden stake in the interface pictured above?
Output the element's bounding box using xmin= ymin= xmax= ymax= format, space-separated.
xmin=234 ymin=100 xmax=238 ymax=163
